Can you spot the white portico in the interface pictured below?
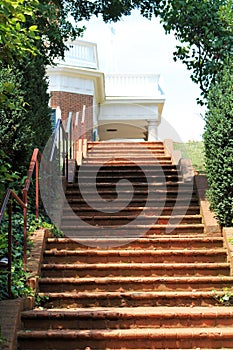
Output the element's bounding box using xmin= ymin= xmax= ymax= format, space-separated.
xmin=99 ymin=74 xmax=165 ymax=141
xmin=46 ymin=40 xmax=165 ymax=141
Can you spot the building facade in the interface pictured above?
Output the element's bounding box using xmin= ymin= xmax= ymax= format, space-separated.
xmin=46 ymin=40 xmax=165 ymax=141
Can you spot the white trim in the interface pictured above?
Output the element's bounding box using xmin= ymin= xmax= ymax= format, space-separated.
xmin=46 ymin=66 xmax=105 ymax=103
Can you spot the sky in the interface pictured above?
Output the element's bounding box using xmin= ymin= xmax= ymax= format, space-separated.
xmin=81 ymin=10 xmax=206 ymax=142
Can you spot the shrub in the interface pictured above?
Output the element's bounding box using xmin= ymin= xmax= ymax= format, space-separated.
xmin=203 ymin=60 xmax=233 ymax=226
xmin=0 ymin=212 xmax=62 ymax=301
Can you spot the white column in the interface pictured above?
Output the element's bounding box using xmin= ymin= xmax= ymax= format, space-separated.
xmin=147 ymin=120 xmax=158 ymax=141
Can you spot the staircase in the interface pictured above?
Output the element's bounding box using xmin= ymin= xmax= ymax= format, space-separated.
xmin=18 ymin=141 xmax=233 ymax=349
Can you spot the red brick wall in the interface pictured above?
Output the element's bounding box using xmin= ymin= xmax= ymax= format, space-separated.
xmin=50 ymin=91 xmax=94 ymax=140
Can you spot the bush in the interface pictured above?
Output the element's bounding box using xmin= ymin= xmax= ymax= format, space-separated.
xmin=0 ymin=59 xmax=52 ymax=175
xmin=0 ymin=68 xmax=31 ymax=171
xmin=0 ymin=211 xmax=62 ymax=301
xmin=203 ymin=60 xmax=233 ymax=226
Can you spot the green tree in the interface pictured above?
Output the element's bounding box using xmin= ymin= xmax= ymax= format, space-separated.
xmin=0 ymin=68 xmax=30 ymax=168
xmin=203 ymin=60 xmax=233 ymax=226
xmin=0 ymin=0 xmax=39 ymax=66
xmin=161 ymin=0 xmax=232 ymax=100
xmin=67 ymin=0 xmax=233 ymax=100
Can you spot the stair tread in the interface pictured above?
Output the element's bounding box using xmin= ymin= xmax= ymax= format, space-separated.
xmin=42 ymin=262 xmax=229 ymax=268
xmin=21 ymin=306 xmax=233 ymax=318
xmin=44 ymin=248 xmax=225 ymax=255
xmin=62 ymin=214 xmax=202 ymax=219
xmin=47 ymin=236 xmax=223 ymax=243
xmin=39 ymin=276 xmax=233 ymax=283
xmin=38 ymin=290 xmax=228 ymax=297
xmin=17 ymin=327 xmax=233 ymax=338
xmin=61 ymin=224 xmax=205 ymax=228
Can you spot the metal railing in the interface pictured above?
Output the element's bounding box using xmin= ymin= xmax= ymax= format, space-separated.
xmin=50 ymin=118 xmax=68 ymax=179
xmin=0 ymin=148 xmax=42 ymax=297
xmin=0 ymin=105 xmax=88 ymax=297
xmin=77 ymin=105 xmax=87 ymax=164
xmin=62 ymin=106 xmax=87 ymax=166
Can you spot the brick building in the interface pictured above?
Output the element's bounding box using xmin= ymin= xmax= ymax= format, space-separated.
xmin=46 ymin=40 xmax=165 ymax=141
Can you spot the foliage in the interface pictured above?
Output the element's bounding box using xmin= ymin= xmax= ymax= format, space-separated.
xmin=0 ymin=0 xmax=40 ymax=66
xmin=203 ymin=60 xmax=233 ymax=227
xmin=67 ymin=0 xmax=233 ymax=101
xmin=160 ymin=0 xmax=233 ymax=101
xmin=0 ymin=211 xmax=34 ymax=301
xmin=0 ymin=68 xmax=33 ymax=172
xmin=0 ymin=151 xmax=20 ymax=202
xmin=2 ymin=1 xmax=232 ymax=98
xmin=0 ymin=49 xmax=52 ymax=176
xmin=174 ymin=141 xmax=206 ymax=174
xmin=212 ymin=288 xmax=233 ymax=306
xmin=0 ymin=211 xmax=62 ymax=301
xmin=35 ymin=0 xmax=85 ymax=64
xmin=15 ymin=55 xmax=52 ymax=162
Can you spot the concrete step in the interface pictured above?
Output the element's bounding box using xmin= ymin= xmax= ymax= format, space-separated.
xmin=87 ymin=141 xmax=165 ymax=151
xmin=64 ymin=198 xmax=199 ymax=207
xmin=67 ymin=183 xmax=193 ymax=192
xmin=62 ymin=205 xmax=201 ymax=216
xmin=38 ymin=276 xmax=233 ymax=293
xmin=64 ymin=189 xmax=197 ymax=199
xmin=45 ymin=236 xmax=224 ymax=250
xmin=43 ymin=248 xmax=227 ymax=264
xmin=73 ymin=171 xmax=183 ymax=182
xmin=21 ymin=306 xmax=233 ymax=330
xmin=17 ymin=327 xmax=233 ymax=349
xmin=88 ymin=150 xmax=166 ymax=156
xmin=85 ymin=155 xmax=171 ymax=161
xmin=67 ymin=181 xmax=190 ymax=187
xmin=60 ymin=224 xmax=205 ymax=235
xmin=83 ymin=160 xmax=173 ymax=165
xmin=77 ymin=163 xmax=178 ymax=170
xmin=41 ymin=262 xmax=230 ymax=278
xmin=36 ymin=290 xmax=226 ymax=308
xmin=61 ymin=215 xmax=203 ymax=226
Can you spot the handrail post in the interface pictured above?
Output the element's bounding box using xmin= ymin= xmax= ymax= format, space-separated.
xmin=22 ymin=188 xmax=27 ymax=270
xmin=66 ymin=130 xmax=69 ymax=180
xmin=74 ymin=112 xmax=79 ymax=159
xmin=70 ymin=122 xmax=72 ymax=160
xmin=35 ymin=158 xmax=39 ymax=219
xmin=7 ymin=200 xmax=12 ymax=298
xmin=62 ymin=125 xmax=66 ymax=177
xmin=81 ymin=105 xmax=86 ymax=142
xmin=58 ymin=124 xmax=61 ymax=171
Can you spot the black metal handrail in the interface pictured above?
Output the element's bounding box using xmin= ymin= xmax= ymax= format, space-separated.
xmin=0 ymin=190 xmax=26 ymax=298
xmin=0 ymin=148 xmax=42 ymax=297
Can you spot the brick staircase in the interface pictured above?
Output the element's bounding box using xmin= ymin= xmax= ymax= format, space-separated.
xmin=18 ymin=141 xmax=233 ymax=349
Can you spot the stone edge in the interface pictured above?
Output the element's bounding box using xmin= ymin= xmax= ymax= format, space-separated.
xmin=164 ymin=138 xmax=220 ymax=235
xmin=223 ymin=228 xmax=233 ymax=275
xmin=0 ymin=228 xmax=49 ymax=350
xmin=194 ymin=174 xmax=221 ymax=236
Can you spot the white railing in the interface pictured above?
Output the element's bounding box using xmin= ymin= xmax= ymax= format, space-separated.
xmin=105 ymin=74 xmax=164 ymax=98
xmin=55 ymin=40 xmax=99 ymax=70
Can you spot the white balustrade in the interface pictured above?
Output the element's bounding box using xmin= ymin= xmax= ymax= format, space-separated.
xmin=55 ymin=40 xmax=99 ymax=70
xmin=105 ymin=74 xmax=164 ymax=98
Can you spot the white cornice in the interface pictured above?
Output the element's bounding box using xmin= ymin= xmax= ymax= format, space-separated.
xmin=105 ymin=96 xmax=165 ymax=104
xmin=46 ymin=65 xmax=105 ymax=103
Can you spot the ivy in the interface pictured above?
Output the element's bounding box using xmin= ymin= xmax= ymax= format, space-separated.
xmin=0 ymin=211 xmax=63 ymax=301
